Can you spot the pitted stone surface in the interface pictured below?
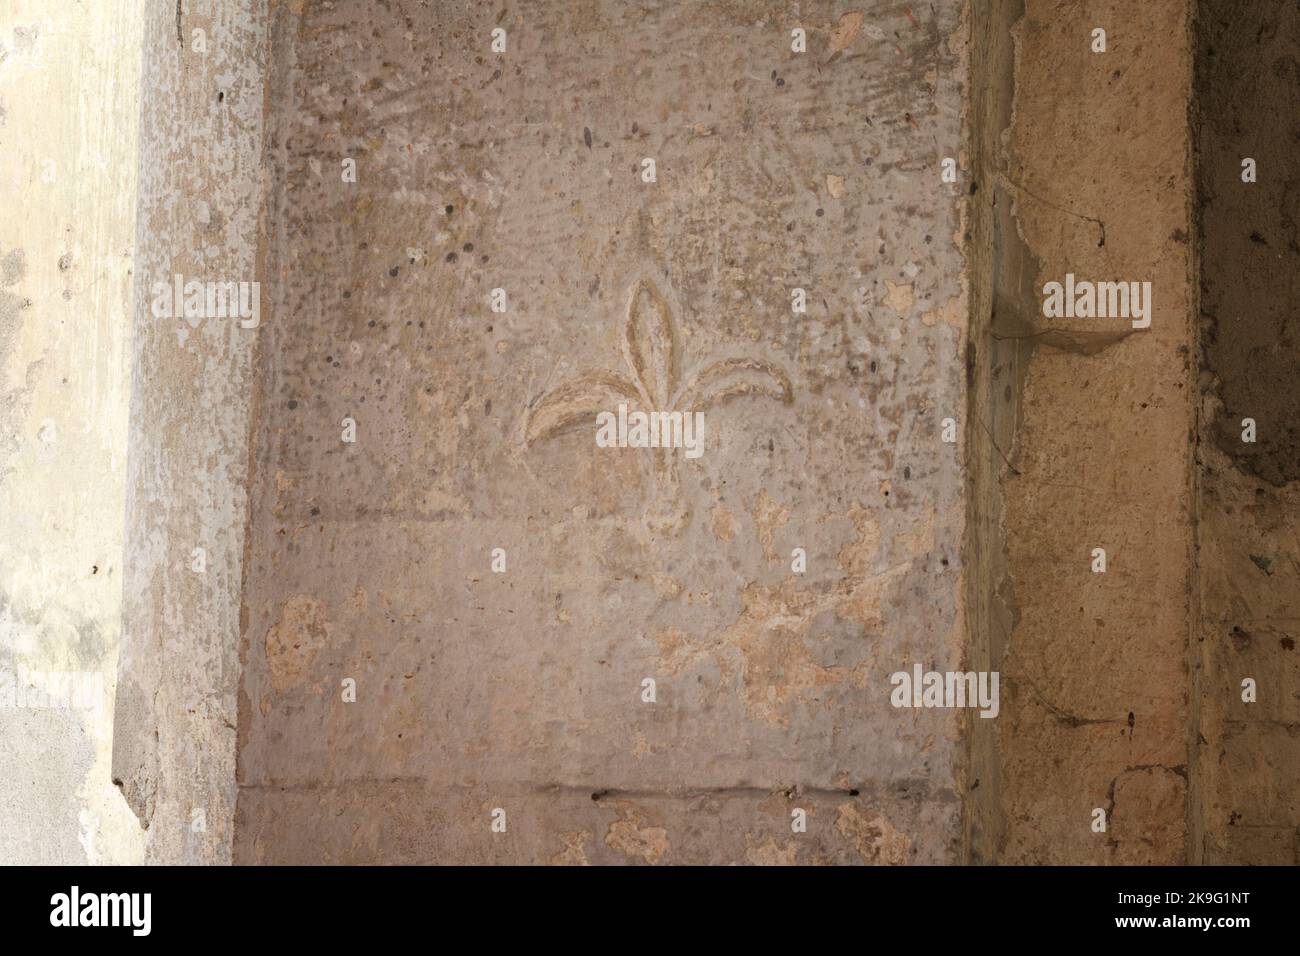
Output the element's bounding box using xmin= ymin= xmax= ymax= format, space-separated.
xmin=233 ymin=0 xmax=968 ymax=864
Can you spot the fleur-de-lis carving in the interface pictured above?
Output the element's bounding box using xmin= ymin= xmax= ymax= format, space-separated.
xmin=524 ymin=277 xmax=793 ymax=529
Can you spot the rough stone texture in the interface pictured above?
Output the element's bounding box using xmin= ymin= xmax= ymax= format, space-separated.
xmin=962 ymin=0 xmax=1030 ymax=863
xmin=1192 ymin=0 xmax=1300 ymax=865
xmin=232 ymin=0 xmax=969 ymax=864
xmin=6 ymin=0 xmax=1288 ymax=867
xmin=110 ymin=0 xmax=267 ymax=863
xmin=970 ymin=0 xmax=1195 ymax=863
xmin=0 ymin=0 xmax=146 ymax=864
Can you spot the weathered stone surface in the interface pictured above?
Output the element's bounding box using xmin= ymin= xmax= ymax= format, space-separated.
xmin=967 ymin=0 xmax=1195 ymax=864
xmin=0 ymin=0 xmax=146 ymax=864
xmin=232 ymin=0 xmax=968 ymax=864
xmin=1192 ymin=0 xmax=1300 ymax=865
xmin=3 ymin=0 xmax=1289 ymax=868
xmin=111 ymin=0 xmax=267 ymax=863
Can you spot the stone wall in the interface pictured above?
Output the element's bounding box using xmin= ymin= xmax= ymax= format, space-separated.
xmin=972 ymin=0 xmax=1196 ymax=865
xmin=0 ymin=0 xmax=1291 ymax=866
xmin=0 ymin=0 xmax=146 ymax=865
xmin=232 ymin=0 xmax=971 ymax=865
xmin=1192 ymin=0 xmax=1300 ymax=865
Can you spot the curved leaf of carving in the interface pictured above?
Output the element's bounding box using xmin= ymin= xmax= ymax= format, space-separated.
xmin=523 ymin=371 xmax=640 ymax=445
xmin=675 ymin=357 xmax=794 ymax=411
xmin=621 ymin=278 xmax=676 ymax=407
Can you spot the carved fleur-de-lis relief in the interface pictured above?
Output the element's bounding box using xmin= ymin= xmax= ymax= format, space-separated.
xmin=524 ymin=277 xmax=794 ymax=531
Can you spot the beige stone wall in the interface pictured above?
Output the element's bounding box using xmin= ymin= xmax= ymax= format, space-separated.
xmin=997 ymin=0 xmax=1195 ymax=864
xmin=2 ymin=0 xmax=1294 ymax=867
xmin=967 ymin=0 xmax=1196 ymax=864
xmin=231 ymin=0 xmax=971 ymax=865
xmin=0 ymin=0 xmax=146 ymax=864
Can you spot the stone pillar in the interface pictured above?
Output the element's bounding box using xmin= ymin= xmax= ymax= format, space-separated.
xmin=111 ymin=0 xmax=267 ymax=864
xmin=967 ymin=0 xmax=1196 ymax=863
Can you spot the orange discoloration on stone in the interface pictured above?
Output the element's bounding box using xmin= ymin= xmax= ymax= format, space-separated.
xmin=745 ymin=836 xmax=800 ymax=865
xmin=751 ymin=488 xmax=789 ymax=561
xmin=551 ymin=830 xmax=592 ymax=866
xmin=710 ymin=501 xmax=737 ymax=542
xmin=649 ymin=502 xmax=913 ymax=725
xmin=835 ymin=802 xmax=910 ymax=865
xmin=604 ymin=802 xmax=669 ymax=864
xmin=264 ymin=595 xmax=329 ymax=694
